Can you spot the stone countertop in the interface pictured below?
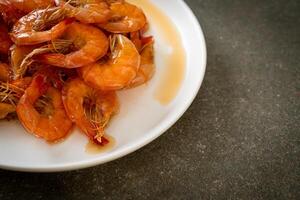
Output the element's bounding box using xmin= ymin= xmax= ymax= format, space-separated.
xmin=0 ymin=0 xmax=299 ymax=199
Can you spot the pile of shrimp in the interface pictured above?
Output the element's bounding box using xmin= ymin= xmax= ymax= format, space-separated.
xmin=0 ymin=0 xmax=155 ymax=145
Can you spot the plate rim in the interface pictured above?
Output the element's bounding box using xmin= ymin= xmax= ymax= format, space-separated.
xmin=0 ymin=0 xmax=207 ymax=172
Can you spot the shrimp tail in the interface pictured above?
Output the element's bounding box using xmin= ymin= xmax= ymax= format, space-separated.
xmin=94 ymin=136 xmax=109 ymax=146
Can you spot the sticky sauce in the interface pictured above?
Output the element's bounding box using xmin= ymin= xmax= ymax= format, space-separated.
xmin=129 ymin=0 xmax=186 ymax=105
xmin=85 ymin=135 xmax=116 ymax=154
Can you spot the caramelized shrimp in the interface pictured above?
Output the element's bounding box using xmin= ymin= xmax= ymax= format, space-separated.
xmin=0 ymin=23 xmax=12 ymax=55
xmin=129 ymin=30 xmax=152 ymax=52
xmin=78 ymin=34 xmax=140 ymax=91
xmin=0 ymin=63 xmax=10 ymax=82
xmin=0 ymin=103 xmax=15 ymax=119
xmin=10 ymin=77 xmax=32 ymax=90
xmin=9 ymin=0 xmax=54 ymax=14
xmin=0 ymin=82 xmax=16 ymax=119
xmin=37 ymin=22 xmax=109 ymax=68
xmin=62 ymin=78 xmax=119 ymax=144
xmin=10 ymin=45 xmax=38 ymax=79
xmin=105 ymin=0 xmax=124 ymax=5
xmin=0 ymin=77 xmax=32 ymax=105
xmin=11 ymin=7 xmax=72 ymax=45
xmin=0 ymin=77 xmax=32 ymax=119
xmin=127 ymin=41 xmax=155 ymax=88
xmin=0 ymin=0 xmax=25 ymax=26
xmin=56 ymin=0 xmax=111 ymax=24
xmin=98 ymin=2 xmax=146 ymax=33
xmin=10 ymin=39 xmax=75 ymax=79
xmin=16 ymin=72 xmax=73 ymax=141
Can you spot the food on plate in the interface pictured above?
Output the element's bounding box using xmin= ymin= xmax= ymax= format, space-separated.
xmin=98 ymin=2 xmax=146 ymax=33
xmin=10 ymin=7 xmax=72 ymax=45
xmin=78 ymin=34 xmax=140 ymax=91
xmin=62 ymin=78 xmax=119 ymax=144
xmin=0 ymin=0 xmax=155 ymax=146
xmin=0 ymin=22 xmax=12 ymax=55
xmin=37 ymin=21 xmax=109 ymax=68
xmin=56 ymin=0 xmax=111 ymax=24
xmin=0 ymin=62 xmax=10 ymax=81
xmin=16 ymin=70 xmax=73 ymax=141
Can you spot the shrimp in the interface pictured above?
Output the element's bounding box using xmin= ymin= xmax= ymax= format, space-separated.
xmin=127 ymin=41 xmax=155 ymax=88
xmin=0 ymin=23 xmax=12 ymax=55
xmin=16 ymin=72 xmax=73 ymax=141
xmin=56 ymin=0 xmax=111 ymax=24
xmin=10 ymin=39 xmax=75 ymax=79
xmin=98 ymin=2 xmax=147 ymax=33
xmin=10 ymin=45 xmax=38 ymax=79
xmin=0 ymin=77 xmax=32 ymax=106
xmin=62 ymin=78 xmax=119 ymax=144
xmin=10 ymin=77 xmax=32 ymax=90
xmin=37 ymin=22 xmax=109 ymax=68
xmin=0 ymin=77 xmax=32 ymax=119
xmin=78 ymin=34 xmax=140 ymax=91
xmin=8 ymin=0 xmax=54 ymax=14
xmin=0 ymin=63 xmax=10 ymax=82
xmin=105 ymin=0 xmax=124 ymax=5
xmin=0 ymin=0 xmax=25 ymax=26
xmin=11 ymin=7 xmax=72 ymax=45
xmin=0 ymin=103 xmax=15 ymax=119
xmin=129 ymin=30 xmax=152 ymax=52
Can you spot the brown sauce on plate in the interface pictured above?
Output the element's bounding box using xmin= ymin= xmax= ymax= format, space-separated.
xmin=85 ymin=135 xmax=116 ymax=154
xmin=84 ymin=1 xmax=186 ymax=154
xmin=129 ymin=0 xmax=186 ymax=105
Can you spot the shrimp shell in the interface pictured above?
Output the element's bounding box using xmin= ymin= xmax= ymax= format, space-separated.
xmin=11 ymin=8 xmax=72 ymax=45
xmin=62 ymin=78 xmax=119 ymax=144
xmin=37 ymin=22 xmax=109 ymax=68
xmin=0 ymin=23 xmax=12 ymax=55
xmin=78 ymin=34 xmax=140 ymax=91
xmin=98 ymin=2 xmax=147 ymax=33
xmin=16 ymin=72 xmax=73 ymax=141
xmin=57 ymin=0 xmax=111 ymax=24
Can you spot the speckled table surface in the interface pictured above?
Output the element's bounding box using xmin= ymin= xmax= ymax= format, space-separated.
xmin=1 ymin=0 xmax=299 ymax=199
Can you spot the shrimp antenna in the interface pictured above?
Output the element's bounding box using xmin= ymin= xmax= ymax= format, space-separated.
xmin=16 ymin=39 xmax=72 ymax=79
xmin=83 ymin=97 xmax=107 ymax=142
xmin=109 ymin=34 xmax=120 ymax=59
xmin=0 ymin=82 xmax=24 ymax=106
xmin=33 ymin=6 xmax=68 ymax=31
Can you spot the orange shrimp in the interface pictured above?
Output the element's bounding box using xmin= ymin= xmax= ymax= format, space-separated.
xmin=129 ymin=29 xmax=152 ymax=52
xmin=11 ymin=7 xmax=72 ymax=45
xmin=10 ymin=39 xmax=76 ymax=79
xmin=0 ymin=23 xmax=12 ymax=55
xmin=0 ymin=77 xmax=32 ymax=119
xmin=0 ymin=103 xmax=15 ymax=119
xmin=56 ymin=0 xmax=111 ymax=24
xmin=98 ymin=2 xmax=147 ymax=33
xmin=127 ymin=41 xmax=155 ymax=88
xmin=37 ymin=22 xmax=109 ymax=68
xmin=78 ymin=34 xmax=140 ymax=91
xmin=9 ymin=0 xmax=54 ymax=14
xmin=10 ymin=45 xmax=38 ymax=78
xmin=10 ymin=77 xmax=32 ymax=90
xmin=0 ymin=63 xmax=10 ymax=82
xmin=16 ymin=72 xmax=73 ymax=142
xmin=0 ymin=0 xmax=26 ymax=26
xmin=62 ymin=78 xmax=119 ymax=144
xmin=105 ymin=0 xmax=124 ymax=4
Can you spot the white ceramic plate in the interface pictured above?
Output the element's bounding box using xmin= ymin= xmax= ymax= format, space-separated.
xmin=0 ymin=0 xmax=206 ymax=172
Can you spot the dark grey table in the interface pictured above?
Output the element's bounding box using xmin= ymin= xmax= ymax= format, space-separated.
xmin=1 ymin=0 xmax=299 ymax=199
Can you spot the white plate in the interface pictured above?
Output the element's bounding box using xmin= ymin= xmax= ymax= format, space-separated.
xmin=0 ymin=0 xmax=206 ymax=172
